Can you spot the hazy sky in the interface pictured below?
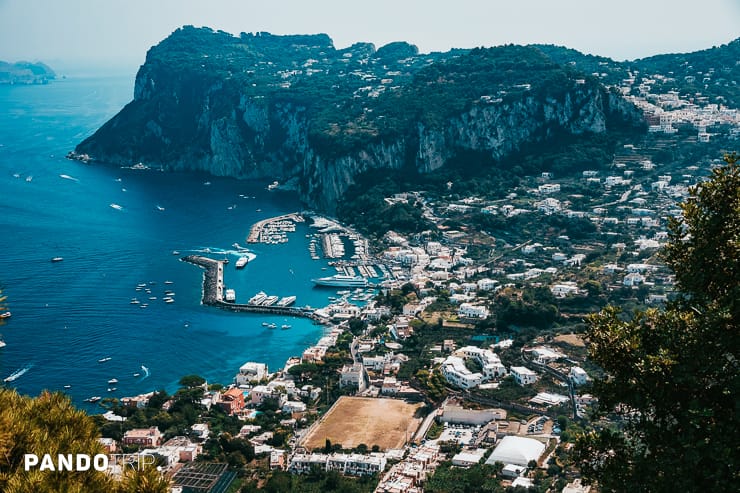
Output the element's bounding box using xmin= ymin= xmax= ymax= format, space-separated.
xmin=0 ymin=0 xmax=738 ymax=74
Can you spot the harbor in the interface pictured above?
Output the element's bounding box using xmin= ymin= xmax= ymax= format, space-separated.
xmin=181 ymin=255 xmax=326 ymax=323
xmin=246 ymin=212 xmax=304 ymax=244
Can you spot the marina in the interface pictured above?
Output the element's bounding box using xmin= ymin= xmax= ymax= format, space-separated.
xmin=246 ymin=212 xmax=304 ymax=244
xmin=181 ymin=255 xmax=326 ymax=322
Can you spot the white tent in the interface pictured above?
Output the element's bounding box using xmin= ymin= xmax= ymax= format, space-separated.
xmin=485 ymin=436 xmax=545 ymax=467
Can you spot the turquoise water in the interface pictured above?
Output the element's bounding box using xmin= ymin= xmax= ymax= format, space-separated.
xmin=0 ymin=75 xmax=342 ymax=409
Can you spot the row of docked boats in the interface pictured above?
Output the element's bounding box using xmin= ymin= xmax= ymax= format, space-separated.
xmin=247 ymin=292 xmax=296 ymax=307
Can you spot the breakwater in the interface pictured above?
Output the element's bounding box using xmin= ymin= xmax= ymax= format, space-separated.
xmin=181 ymin=255 xmax=325 ymax=323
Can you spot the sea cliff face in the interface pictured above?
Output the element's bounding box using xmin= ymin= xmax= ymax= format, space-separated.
xmin=75 ymin=27 xmax=644 ymax=212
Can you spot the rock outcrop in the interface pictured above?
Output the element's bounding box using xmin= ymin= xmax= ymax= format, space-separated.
xmin=76 ymin=27 xmax=644 ymax=212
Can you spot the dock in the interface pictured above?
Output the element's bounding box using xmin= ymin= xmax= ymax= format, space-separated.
xmin=181 ymin=255 xmax=325 ymax=322
xmin=247 ymin=213 xmax=304 ymax=244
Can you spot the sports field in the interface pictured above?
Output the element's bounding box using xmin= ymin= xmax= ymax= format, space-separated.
xmin=302 ymin=396 xmax=424 ymax=451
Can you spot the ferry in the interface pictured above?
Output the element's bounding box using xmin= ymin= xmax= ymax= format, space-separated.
xmin=51 ymin=257 xmax=64 ymax=262
xmin=311 ymin=274 xmax=372 ymax=288
xmin=248 ymin=291 xmax=267 ymax=305
xmin=276 ymin=296 xmax=297 ymax=307
xmin=235 ymin=256 xmax=249 ymax=269
xmin=261 ymin=295 xmax=279 ymax=306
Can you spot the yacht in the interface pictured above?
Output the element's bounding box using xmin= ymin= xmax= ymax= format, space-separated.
xmin=235 ymin=256 xmax=249 ymax=269
xmin=276 ymin=296 xmax=297 ymax=307
xmin=109 ymin=203 xmax=123 ymax=211
xmin=108 ymin=378 xmax=118 ymax=384
xmin=85 ymin=396 xmax=101 ymax=403
xmin=261 ymin=295 xmax=279 ymax=306
xmin=311 ymin=274 xmax=372 ymax=288
xmin=248 ymin=291 xmax=267 ymax=305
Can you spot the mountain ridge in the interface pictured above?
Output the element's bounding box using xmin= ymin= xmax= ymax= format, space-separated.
xmin=75 ymin=28 xmax=735 ymax=211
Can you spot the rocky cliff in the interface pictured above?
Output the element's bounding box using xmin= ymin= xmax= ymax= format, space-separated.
xmin=76 ymin=27 xmax=644 ymax=211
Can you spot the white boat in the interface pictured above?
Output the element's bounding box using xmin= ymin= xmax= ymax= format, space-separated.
xmin=4 ymin=365 xmax=31 ymax=382
xmin=109 ymin=203 xmax=123 ymax=210
xmin=281 ymin=324 xmax=292 ymax=330
xmin=0 ymin=339 xmax=6 ymax=348
xmin=261 ymin=322 xmax=270 ymax=327
xmin=107 ymin=387 xmax=117 ymax=392
xmin=108 ymin=378 xmax=118 ymax=384
xmin=164 ymin=280 xmax=174 ymax=284
xmin=172 ymin=251 xmax=180 ymax=255
xmin=268 ymin=323 xmax=277 ymax=329
xmin=51 ymin=257 xmax=64 ymax=262
xmin=0 ymin=311 xmax=11 ymax=319
xmin=156 ymin=205 xmax=165 ymax=211
xmin=163 ymin=297 xmax=175 ymax=303
xmin=85 ymin=396 xmax=101 ymax=403
xmin=25 ymin=175 xmax=33 ymax=182
xmin=225 ymin=289 xmax=236 ymax=302
xmin=98 ymin=357 xmax=112 ymax=363
xmin=63 ymin=384 xmax=71 ymax=389
xmin=276 ymin=296 xmax=297 ymax=307
xmin=235 ymin=256 xmax=249 ymax=269
xmin=311 ymin=274 xmax=372 ymax=288
xmin=261 ymin=295 xmax=279 ymax=306
xmin=248 ymin=291 xmax=267 ymax=305
xmin=130 ymin=298 xmax=140 ymax=304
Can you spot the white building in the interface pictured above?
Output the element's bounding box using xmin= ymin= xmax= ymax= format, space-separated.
xmin=458 ymin=303 xmax=490 ymax=319
xmin=551 ymin=283 xmax=579 ymax=297
xmin=457 ymin=346 xmax=507 ymax=380
xmin=441 ymin=356 xmax=482 ymax=389
xmin=235 ymin=362 xmax=268 ymax=386
xmin=569 ymin=366 xmax=589 ymax=386
xmin=339 ymin=363 xmax=367 ymax=392
xmin=510 ymin=366 xmax=538 ymax=386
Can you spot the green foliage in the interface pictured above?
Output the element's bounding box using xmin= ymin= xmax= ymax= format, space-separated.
xmin=178 ymin=374 xmax=206 ymax=388
xmin=0 ymin=389 xmax=171 ymax=493
xmin=425 ymin=462 xmax=504 ymax=493
xmin=575 ymin=155 xmax=740 ymax=492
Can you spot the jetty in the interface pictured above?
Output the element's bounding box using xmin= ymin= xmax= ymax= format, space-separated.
xmin=182 ymin=255 xmax=325 ymax=322
xmin=247 ymin=213 xmax=304 ymax=244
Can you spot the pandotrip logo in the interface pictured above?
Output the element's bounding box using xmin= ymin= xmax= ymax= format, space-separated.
xmin=23 ymin=453 xmax=156 ymax=472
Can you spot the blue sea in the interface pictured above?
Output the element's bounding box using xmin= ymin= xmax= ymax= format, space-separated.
xmin=0 ymin=75 xmax=344 ymax=409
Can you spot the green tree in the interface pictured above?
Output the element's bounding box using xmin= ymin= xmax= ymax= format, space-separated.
xmin=0 ymin=389 xmax=171 ymax=493
xmin=575 ymin=154 xmax=739 ymax=492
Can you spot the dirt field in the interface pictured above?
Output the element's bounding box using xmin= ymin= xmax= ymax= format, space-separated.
xmin=554 ymin=333 xmax=586 ymax=347
xmin=302 ymin=396 xmax=424 ymax=451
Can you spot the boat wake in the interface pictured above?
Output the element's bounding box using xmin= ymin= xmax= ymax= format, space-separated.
xmin=140 ymin=365 xmax=150 ymax=380
xmin=4 ymin=364 xmax=33 ymax=383
xmin=192 ymin=247 xmax=257 ymax=262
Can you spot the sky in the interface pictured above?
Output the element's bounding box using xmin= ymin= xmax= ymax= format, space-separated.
xmin=0 ymin=0 xmax=738 ymax=75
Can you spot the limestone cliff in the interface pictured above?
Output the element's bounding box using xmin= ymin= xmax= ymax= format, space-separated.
xmin=75 ymin=27 xmax=644 ymax=212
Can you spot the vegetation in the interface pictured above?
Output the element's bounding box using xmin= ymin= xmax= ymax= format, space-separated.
xmin=575 ymin=154 xmax=739 ymax=492
xmin=0 ymin=389 xmax=170 ymax=493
